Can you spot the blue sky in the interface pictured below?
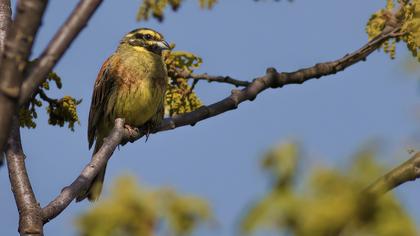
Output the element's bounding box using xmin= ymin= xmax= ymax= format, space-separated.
xmin=1 ymin=1 xmax=419 ymax=235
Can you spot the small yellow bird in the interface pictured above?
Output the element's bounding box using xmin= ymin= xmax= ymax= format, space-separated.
xmin=76 ymin=28 xmax=169 ymax=202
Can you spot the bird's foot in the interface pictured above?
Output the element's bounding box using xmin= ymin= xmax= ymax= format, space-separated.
xmin=124 ymin=124 xmax=140 ymax=143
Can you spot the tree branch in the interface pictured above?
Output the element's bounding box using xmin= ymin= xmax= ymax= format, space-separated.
xmin=152 ymin=24 xmax=402 ymax=136
xmin=0 ymin=0 xmax=47 ymax=155
xmin=0 ymin=0 xmax=11 ymax=167
xmin=0 ymin=0 xmax=11 ymax=54
xmin=41 ymin=118 xmax=128 ymax=223
xmin=177 ymin=70 xmax=251 ymax=87
xmin=365 ymin=152 xmax=420 ymax=195
xmin=6 ymin=116 xmax=43 ymax=235
xmin=40 ymin=20 xmax=403 ymax=221
xmin=19 ymin=0 xmax=103 ymax=106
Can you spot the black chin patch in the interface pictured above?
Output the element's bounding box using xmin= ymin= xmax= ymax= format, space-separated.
xmin=148 ymin=44 xmax=162 ymax=55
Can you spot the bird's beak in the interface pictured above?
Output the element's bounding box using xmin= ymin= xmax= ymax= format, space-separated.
xmin=156 ymin=40 xmax=170 ymax=50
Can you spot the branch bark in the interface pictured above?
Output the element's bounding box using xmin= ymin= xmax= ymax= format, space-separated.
xmin=0 ymin=0 xmax=11 ymax=54
xmin=6 ymin=116 xmax=43 ymax=235
xmin=18 ymin=0 xmax=103 ymax=106
xmin=0 ymin=0 xmax=47 ymax=155
xmin=152 ymin=24 xmax=402 ymax=137
xmin=41 ymin=118 xmax=127 ymax=223
xmin=0 ymin=4 xmax=42 ymax=234
xmin=0 ymin=0 xmax=11 ymax=167
xmin=40 ymin=20 xmax=403 ymax=221
xmin=178 ymin=71 xmax=251 ymax=87
xmin=365 ymin=152 xmax=420 ymax=195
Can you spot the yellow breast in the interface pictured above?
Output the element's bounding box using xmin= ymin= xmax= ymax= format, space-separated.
xmin=107 ymin=46 xmax=167 ymax=127
xmin=114 ymin=78 xmax=164 ymax=126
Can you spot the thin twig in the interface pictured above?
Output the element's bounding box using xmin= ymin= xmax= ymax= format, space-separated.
xmin=37 ymin=89 xmax=57 ymax=104
xmin=189 ymin=73 xmax=251 ymax=87
xmin=19 ymin=0 xmax=104 ymax=106
xmin=6 ymin=116 xmax=43 ymax=235
xmin=177 ymin=70 xmax=251 ymax=87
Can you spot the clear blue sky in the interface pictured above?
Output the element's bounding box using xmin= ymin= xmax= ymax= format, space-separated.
xmin=1 ymin=1 xmax=419 ymax=235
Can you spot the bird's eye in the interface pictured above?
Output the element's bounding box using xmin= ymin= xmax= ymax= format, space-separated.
xmin=144 ymin=34 xmax=153 ymax=40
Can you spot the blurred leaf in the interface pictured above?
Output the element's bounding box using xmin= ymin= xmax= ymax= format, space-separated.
xmin=137 ymin=0 xmax=217 ymax=22
xmin=77 ymin=175 xmax=211 ymax=236
xmin=261 ymin=142 xmax=299 ymax=190
xmin=241 ymin=143 xmax=418 ymax=236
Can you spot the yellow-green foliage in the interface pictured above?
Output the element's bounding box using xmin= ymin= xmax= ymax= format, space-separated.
xmin=137 ymin=0 xmax=217 ymax=22
xmin=165 ymin=190 xmax=212 ymax=235
xmin=76 ymin=176 xmax=211 ymax=236
xmin=19 ymin=72 xmax=82 ymax=131
xmin=261 ymin=142 xmax=299 ymax=189
xmin=366 ymin=0 xmax=420 ymax=61
xmin=47 ymin=96 xmax=82 ymax=131
xmin=241 ymin=143 xmax=417 ymax=236
xmin=19 ymin=96 xmax=42 ymax=129
xmin=164 ymin=49 xmax=203 ymax=116
xmin=401 ymin=0 xmax=420 ymax=60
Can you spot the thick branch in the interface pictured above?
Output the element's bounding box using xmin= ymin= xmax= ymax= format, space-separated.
xmin=0 ymin=0 xmax=47 ymax=154
xmin=41 ymin=118 xmax=128 ymax=223
xmin=0 ymin=0 xmax=11 ymax=167
xmin=365 ymin=152 xmax=420 ymax=195
xmin=6 ymin=117 xmax=43 ymax=235
xmin=0 ymin=0 xmax=11 ymax=54
xmin=19 ymin=0 xmax=103 ymax=106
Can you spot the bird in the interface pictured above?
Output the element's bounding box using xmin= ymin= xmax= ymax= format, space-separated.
xmin=76 ymin=28 xmax=170 ymax=202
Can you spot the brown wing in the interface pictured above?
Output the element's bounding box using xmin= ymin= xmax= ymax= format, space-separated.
xmin=88 ymin=56 xmax=115 ymax=149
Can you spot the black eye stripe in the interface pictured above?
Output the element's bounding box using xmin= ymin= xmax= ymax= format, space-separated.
xmin=133 ymin=33 xmax=155 ymax=40
xmin=144 ymin=34 xmax=153 ymax=40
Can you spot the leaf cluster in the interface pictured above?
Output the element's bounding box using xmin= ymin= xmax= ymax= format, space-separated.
xmin=137 ymin=0 xmax=217 ymax=22
xmin=241 ymin=142 xmax=418 ymax=236
xmin=46 ymin=95 xmax=82 ymax=131
xmin=366 ymin=0 xmax=420 ymax=61
xmin=19 ymin=72 xmax=82 ymax=131
xmin=164 ymin=48 xmax=203 ymax=116
xmin=76 ymin=176 xmax=211 ymax=236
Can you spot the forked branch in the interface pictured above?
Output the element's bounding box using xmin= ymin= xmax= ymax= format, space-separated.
xmin=0 ymin=0 xmax=47 ymax=157
xmin=19 ymin=0 xmax=104 ymax=106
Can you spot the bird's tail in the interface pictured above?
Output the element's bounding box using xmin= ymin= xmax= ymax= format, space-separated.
xmin=76 ymin=138 xmax=107 ymax=202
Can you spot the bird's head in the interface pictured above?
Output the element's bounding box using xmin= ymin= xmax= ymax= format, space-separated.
xmin=121 ymin=28 xmax=170 ymax=55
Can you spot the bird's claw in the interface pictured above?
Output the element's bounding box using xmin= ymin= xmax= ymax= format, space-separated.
xmin=124 ymin=124 xmax=140 ymax=143
xmin=145 ymin=126 xmax=151 ymax=142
